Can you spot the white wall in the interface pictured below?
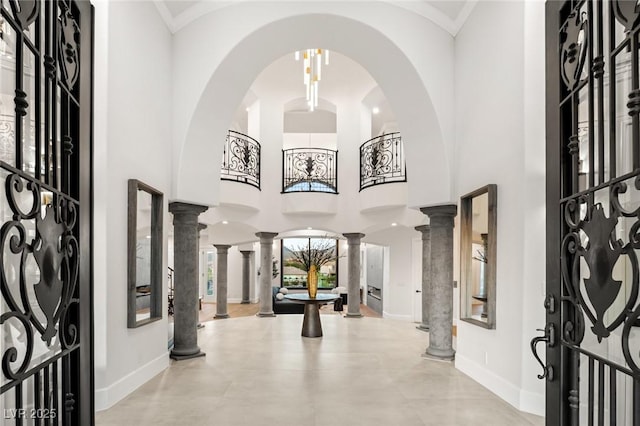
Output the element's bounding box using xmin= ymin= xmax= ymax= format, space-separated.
xmin=93 ymin=1 xmax=172 ymax=411
xmin=452 ymin=0 xmax=545 ymax=415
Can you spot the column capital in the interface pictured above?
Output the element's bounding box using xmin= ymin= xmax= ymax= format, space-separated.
xmin=240 ymin=250 xmax=253 ymax=256
xmin=343 ymin=233 xmax=365 ymax=242
xmin=197 ymin=223 xmax=208 ymax=232
xmin=255 ymin=232 xmax=278 ymax=241
xmin=414 ymin=224 xmax=430 ymax=233
xmin=419 ymin=204 xmax=457 ymax=218
xmin=214 ymin=244 xmax=231 ymax=253
xmin=169 ymin=201 xmax=208 ymax=217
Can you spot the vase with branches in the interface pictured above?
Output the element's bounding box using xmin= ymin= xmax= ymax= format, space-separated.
xmin=286 ymin=238 xmax=339 ymax=297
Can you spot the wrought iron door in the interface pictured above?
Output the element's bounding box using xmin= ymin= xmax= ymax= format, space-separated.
xmin=0 ymin=0 xmax=93 ymax=425
xmin=541 ymin=0 xmax=640 ymax=424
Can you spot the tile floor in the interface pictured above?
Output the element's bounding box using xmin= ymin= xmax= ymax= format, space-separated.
xmin=96 ymin=315 xmax=545 ymax=426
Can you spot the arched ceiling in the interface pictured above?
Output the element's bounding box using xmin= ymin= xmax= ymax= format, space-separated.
xmin=154 ymin=0 xmax=476 ymax=36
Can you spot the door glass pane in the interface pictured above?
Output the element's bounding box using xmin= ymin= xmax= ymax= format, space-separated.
xmin=0 ymin=17 xmax=16 ymax=166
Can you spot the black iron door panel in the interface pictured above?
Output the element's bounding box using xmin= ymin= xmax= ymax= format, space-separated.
xmin=545 ymin=1 xmax=640 ymax=425
xmin=1 ymin=0 xmax=93 ymax=424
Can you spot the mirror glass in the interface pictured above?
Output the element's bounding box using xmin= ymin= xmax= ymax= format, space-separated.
xmin=460 ymin=184 xmax=496 ymax=329
xmin=128 ymin=179 xmax=163 ymax=328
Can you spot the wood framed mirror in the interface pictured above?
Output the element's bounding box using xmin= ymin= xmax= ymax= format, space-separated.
xmin=128 ymin=179 xmax=163 ymax=328
xmin=460 ymin=184 xmax=497 ymax=329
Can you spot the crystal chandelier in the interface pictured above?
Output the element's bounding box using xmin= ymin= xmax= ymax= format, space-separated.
xmin=294 ymin=49 xmax=329 ymax=111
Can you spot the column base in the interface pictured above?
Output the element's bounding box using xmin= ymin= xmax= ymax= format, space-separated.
xmin=344 ymin=313 xmax=363 ymax=318
xmin=170 ymin=349 xmax=206 ymax=361
xmin=257 ymin=312 xmax=276 ymax=317
xmin=416 ymin=324 xmax=429 ymax=332
xmin=240 ymin=300 xmax=250 ymax=304
xmin=423 ymin=347 xmax=455 ymax=361
xmin=214 ymin=313 xmax=230 ymax=319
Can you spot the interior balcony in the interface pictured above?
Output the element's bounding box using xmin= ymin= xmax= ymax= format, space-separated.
xmin=359 ymin=132 xmax=408 ymax=213
xmin=219 ymin=130 xmax=261 ymax=211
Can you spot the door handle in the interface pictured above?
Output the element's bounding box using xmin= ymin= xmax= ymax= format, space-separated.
xmin=530 ymin=325 xmax=555 ymax=381
xmin=415 ymin=290 xmax=421 ymax=293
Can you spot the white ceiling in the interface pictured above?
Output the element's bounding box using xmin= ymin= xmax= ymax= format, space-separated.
xmin=155 ymin=0 xmax=475 ymax=36
xmin=155 ymin=0 xmax=475 ymax=135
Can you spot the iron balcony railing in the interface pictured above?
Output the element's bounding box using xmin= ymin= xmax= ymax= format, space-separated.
xmin=359 ymin=132 xmax=406 ymax=191
xmin=282 ymin=148 xmax=338 ymax=193
xmin=221 ymin=130 xmax=261 ymax=189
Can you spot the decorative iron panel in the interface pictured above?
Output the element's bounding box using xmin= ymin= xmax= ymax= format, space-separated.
xmin=1 ymin=0 xmax=93 ymax=424
xmin=359 ymin=132 xmax=406 ymax=191
xmin=221 ymin=130 xmax=261 ymax=190
xmin=282 ymin=147 xmax=337 ymax=193
xmin=545 ymin=0 xmax=640 ymax=424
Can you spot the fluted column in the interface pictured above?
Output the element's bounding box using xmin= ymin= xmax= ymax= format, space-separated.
xmin=240 ymin=251 xmax=252 ymax=304
xmin=214 ymin=245 xmax=231 ymax=318
xmin=169 ymin=202 xmax=208 ymax=360
xmin=420 ymin=205 xmax=457 ymax=360
xmin=256 ymin=232 xmax=278 ymax=317
xmin=415 ymin=225 xmax=431 ymax=331
xmin=343 ymin=233 xmax=365 ymax=318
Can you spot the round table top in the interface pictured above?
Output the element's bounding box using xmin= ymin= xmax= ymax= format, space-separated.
xmin=284 ymin=293 xmax=340 ymax=303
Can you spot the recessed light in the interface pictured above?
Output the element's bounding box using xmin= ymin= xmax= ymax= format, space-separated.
xmin=245 ymin=107 xmax=250 ymax=112
xmin=372 ymin=107 xmax=380 ymax=114
xmin=391 ymin=222 xmax=397 ymax=227
xmin=222 ymin=221 xmax=228 ymax=225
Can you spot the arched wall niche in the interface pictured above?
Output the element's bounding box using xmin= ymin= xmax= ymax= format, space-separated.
xmin=174 ymin=7 xmax=453 ymax=208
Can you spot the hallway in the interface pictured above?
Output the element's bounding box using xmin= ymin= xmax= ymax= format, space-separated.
xmin=96 ymin=316 xmax=543 ymax=425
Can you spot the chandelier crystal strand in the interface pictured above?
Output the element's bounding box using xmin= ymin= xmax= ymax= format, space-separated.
xmin=295 ymin=48 xmax=329 ymax=111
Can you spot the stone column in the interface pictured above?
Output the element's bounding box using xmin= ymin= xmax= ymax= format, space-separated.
xmin=169 ymin=202 xmax=208 ymax=360
xmin=343 ymin=233 xmax=365 ymax=318
xmin=415 ymin=225 xmax=431 ymax=331
xmin=214 ymin=245 xmax=231 ymax=319
xmin=240 ymin=251 xmax=252 ymax=304
xmin=256 ymin=232 xmax=278 ymax=317
xmin=420 ymin=205 xmax=457 ymax=361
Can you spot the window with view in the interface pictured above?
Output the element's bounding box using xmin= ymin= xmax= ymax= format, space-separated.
xmin=281 ymin=237 xmax=338 ymax=289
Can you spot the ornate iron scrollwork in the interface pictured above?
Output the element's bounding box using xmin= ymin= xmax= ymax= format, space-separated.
xmin=282 ymin=147 xmax=337 ymax=193
xmin=8 ymin=0 xmax=39 ymax=30
xmin=560 ymin=176 xmax=640 ymax=374
xmin=359 ymin=132 xmax=406 ymax=191
xmin=612 ymin=0 xmax=640 ymax=33
xmin=560 ymin=10 xmax=588 ymax=90
xmin=1 ymin=167 xmax=79 ymax=383
xmin=221 ymin=130 xmax=261 ymax=189
xmin=58 ymin=7 xmax=80 ymax=89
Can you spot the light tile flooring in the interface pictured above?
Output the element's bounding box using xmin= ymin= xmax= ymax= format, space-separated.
xmin=96 ymin=315 xmax=544 ymax=426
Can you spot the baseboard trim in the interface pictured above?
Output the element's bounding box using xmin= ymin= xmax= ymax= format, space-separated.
xmin=519 ymin=388 xmax=545 ymax=416
xmin=95 ymin=352 xmax=169 ymax=412
xmin=455 ymin=353 xmax=543 ymax=416
xmin=382 ymin=311 xmax=412 ymax=321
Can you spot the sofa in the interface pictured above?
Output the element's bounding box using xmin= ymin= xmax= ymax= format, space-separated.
xmin=272 ymin=286 xmax=305 ymax=314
